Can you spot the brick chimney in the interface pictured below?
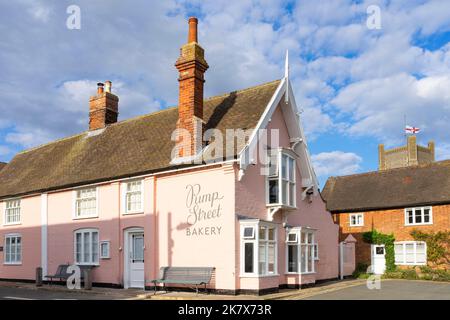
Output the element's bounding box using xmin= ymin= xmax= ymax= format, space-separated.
xmin=174 ymin=17 xmax=209 ymax=158
xmin=89 ymin=81 xmax=119 ymax=130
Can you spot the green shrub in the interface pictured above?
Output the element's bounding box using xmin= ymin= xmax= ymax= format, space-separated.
xmin=353 ymin=262 xmax=370 ymax=278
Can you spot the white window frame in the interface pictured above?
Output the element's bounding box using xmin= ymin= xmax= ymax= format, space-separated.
xmin=74 ymin=228 xmax=100 ymax=266
xmin=285 ymin=227 xmax=316 ymax=274
xmin=73 ymin=187 xmax=99 ymax=219
xmin=100 ymin=240 xmax=110 ymax=259
xmin=266 ymin=149 xmax=297 ymax=208
xmin=404 ymin=207 xmax=433 ymax=226
xmin=240 ymin=221 xmax=278 ymax=277
xmin=349 ymin=213 xmax=364 ymax=227
xmin=4 ymin=234 xmax=22 ymax=265
xmin=394 ymin=241 xmax=427 ymax=266
xmin=3 ymin=199 xmax=21 ymax=226
xmin=123 ymin=180 xmax=144 ymax=215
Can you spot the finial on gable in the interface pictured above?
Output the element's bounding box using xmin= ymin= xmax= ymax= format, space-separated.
xmin=284 ymin=50 xmax=289 ymax=104
xmin=284 ymin=50 xmax=289 ymax=79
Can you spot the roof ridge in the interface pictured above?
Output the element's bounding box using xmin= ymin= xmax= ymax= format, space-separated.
xmin=14 ymin=79 xmax=281 ymax=157
xmin=333 ymin=159 xmax=450 ymax=180
xmin=203 ymin=79 xmax=282 ymax=102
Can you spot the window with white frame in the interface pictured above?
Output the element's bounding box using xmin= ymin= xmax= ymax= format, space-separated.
xmin=258 ymin=226 xmax=276 ymax=275
xmin=300 ymin=230 xmax=315 ymax=273
xmin=286 ymin=228 xmax=316 ymax=273
xmin=394 ymin=241 xmax=427 ymax=265
xmin=4 ymin=199 xmax=21 ymax=225
xmin=125 ymin=180 xmax=143 ymax=213
xmin=286 ymin=230 xmax=299 ymax=273
xmin=240 ymin=222 xmax=277 ymax=276
xmin=405 ymin=207 xmax=432 ymax=226
xmin=267 ymin=150 xmax=296 ymax=207
xmin=74 ymin=229 xmax=99 ymax=265
xmin=4 ymin=234 xmax=21 ymax=264
xmin=75 ymin=188 xmax=97 ymax=218
xmin=100 ymin=241 xmax=110 ymax=259
xmin=349 ymin=213 xmax=364 ymax=227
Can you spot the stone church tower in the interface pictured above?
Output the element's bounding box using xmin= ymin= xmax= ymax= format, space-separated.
xmin=378 ymin=136 xmax=435 ymax=170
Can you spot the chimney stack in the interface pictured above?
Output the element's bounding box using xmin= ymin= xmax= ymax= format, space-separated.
xmin=174 ymin=17 xmax=209 ymax=158
xmin=89 ymin=81 xmax=119 ymax=131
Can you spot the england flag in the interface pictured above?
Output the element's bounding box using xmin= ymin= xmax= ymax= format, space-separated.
xmin=405 ymin=126 xmax=420 ymax=134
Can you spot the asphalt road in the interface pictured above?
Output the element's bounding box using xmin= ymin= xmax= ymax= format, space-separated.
xmin=304 ymin=280 xmax=450 ymax=300
xmin=0 ymin=286 xmax=124 ymax=300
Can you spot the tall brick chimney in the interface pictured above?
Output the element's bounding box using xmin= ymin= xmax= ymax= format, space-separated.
xmin=89 ymin=81 xmax=119 ymax=130
xmin=174 ymin=17 xmax=209 ymax=158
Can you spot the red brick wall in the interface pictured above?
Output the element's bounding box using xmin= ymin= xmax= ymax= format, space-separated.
xmin=332 ymin=204 xmax=450 ymax=265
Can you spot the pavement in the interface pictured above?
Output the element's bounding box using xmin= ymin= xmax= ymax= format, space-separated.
xmin=0 ymin=279 xmax=448 ymax=300
xmin=302 ymin=279 xmax=450 ymax=300
xmin=0 ymin=281 xmax=144 ymax=300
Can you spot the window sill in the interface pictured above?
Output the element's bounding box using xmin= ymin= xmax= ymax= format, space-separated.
xmin=4 ymin=262 xmax=22 ymax=266
xmin=3 ymin=222 xmax=22 ymax=227
xmin=73 ymin=215 xmax=99 ymax=220
xmin=266 ymin=204 xmax=297 ymax=210
xmin=349 ymin=225 xmax=364 ymax=227
xmin=239 ymin=274 xmax=280 ymax=278
xmin=123 ymin=211 xmax=144 ymax=216
xmin=404 ymin=223 xmax=433 ymax=227
xmin=75 ymin=263 xmax=99 ymax=267
xmin=285 ymin=272 xmax=316 ymax=275
xmin=395 ymin=263 xmax=426 ymax=266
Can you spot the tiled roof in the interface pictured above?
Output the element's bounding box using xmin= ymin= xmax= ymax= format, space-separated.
xmin=322 ymin=160 xmax=450 ymax=212
xmin=0 ymin=80 xmax=280 ymax=198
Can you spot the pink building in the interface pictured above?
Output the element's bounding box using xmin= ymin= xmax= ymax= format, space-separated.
xmin=0 ymin=17 xmax=338 ymax=294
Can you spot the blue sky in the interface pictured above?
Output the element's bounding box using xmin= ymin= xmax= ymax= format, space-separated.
xmin=0 ymin=0 xmax=449 ymax=187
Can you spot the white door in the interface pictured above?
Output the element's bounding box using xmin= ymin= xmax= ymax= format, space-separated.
xmin=371 ymin=244 xmax=386 ymax=275
xmin=127 ymin=232 xmax=145 ymax=288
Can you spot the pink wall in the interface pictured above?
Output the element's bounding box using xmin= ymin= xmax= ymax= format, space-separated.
xmin=154 ymin=164 xmax=236 ymax=290
xmin=0 ymin=195 xmax=41 ymax=280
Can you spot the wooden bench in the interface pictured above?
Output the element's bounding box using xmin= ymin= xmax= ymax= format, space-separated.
xmin=150 ymin=267 xmax=214 ymax=294
xmin=46 ymin=264 xmax=93 ymax=285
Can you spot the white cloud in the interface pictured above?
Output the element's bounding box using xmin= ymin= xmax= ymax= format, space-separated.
xmin=312 ymin=151 xmax=363 ymax=177
xmin=0 ymin=146 xmax=11 ymax=156
xmin=331 ymin=73 xmax=450 ymax=147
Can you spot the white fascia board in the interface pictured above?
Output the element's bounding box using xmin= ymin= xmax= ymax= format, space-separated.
xmin=286 ymin=80 xmax=319 ymax=192
xmin=239 ymin=78 xmax=286 ymax=171
xmin=238 ymin=76 xmax=319 ymax=193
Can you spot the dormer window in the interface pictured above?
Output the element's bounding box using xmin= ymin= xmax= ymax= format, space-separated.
xmin=267 ymin=150 xmax=296 ymax=208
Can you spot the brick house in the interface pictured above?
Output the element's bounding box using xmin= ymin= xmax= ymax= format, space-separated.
xmin=323 ymin=138 xmax=450 ymax=274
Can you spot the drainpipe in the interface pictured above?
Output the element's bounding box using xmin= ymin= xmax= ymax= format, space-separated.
xmin=339 ymin=241 xmax=344 ymax=280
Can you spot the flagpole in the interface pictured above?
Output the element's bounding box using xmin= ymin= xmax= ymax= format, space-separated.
xmin=404 ymin=114 xmax=407 ymax=143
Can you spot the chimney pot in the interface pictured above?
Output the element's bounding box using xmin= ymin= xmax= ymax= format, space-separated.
xmin=97 ymin=82 xmax=105 ymax=94
xmin=188 ymin=17 xmax=198 ymax=43
xmin=105 ymin=81 xmax=112 ymax=93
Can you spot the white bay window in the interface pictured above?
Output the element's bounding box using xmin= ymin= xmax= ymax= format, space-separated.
xmin=240 ymin=222 xmax=277 ymax=276
xmin=286 ymin=228 xmax=316 ymax=274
